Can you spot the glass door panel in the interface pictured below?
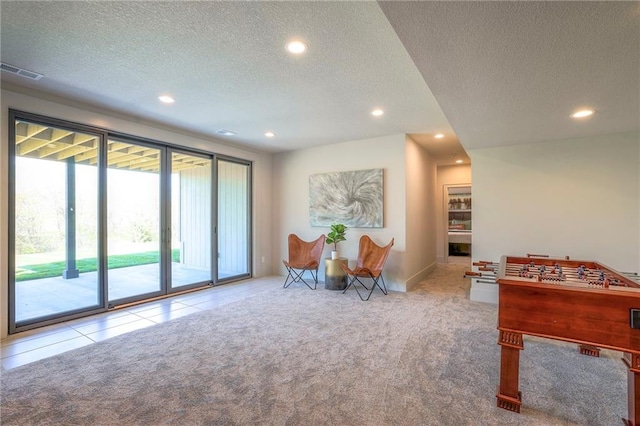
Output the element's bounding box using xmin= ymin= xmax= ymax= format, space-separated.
xmin=107 ymin=140 xmax=162 ymax=302
xmin=10 ymin=113 xmax=253 ymax=333
xmin=13 ymin=120 xmax=101 ymax=325
xmin=217 ymin=159 xmax=250 ymax=281
xmin=170 ymin=151 xmax=212 ymax=290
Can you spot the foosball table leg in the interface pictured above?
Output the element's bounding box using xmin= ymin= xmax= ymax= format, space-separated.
xmin=497 ymin=331 xmax=524 ymax=413
xmin=623 ymin=353 xmax=640 ymax=426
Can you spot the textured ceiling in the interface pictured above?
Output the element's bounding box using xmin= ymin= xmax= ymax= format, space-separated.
xmin=2 ymin=1 xmax=638 ymax=164
xmin=379 ymin=1 xmax=640 ymax=150
xmin=0 ymin=1 xmax=466 ymax=163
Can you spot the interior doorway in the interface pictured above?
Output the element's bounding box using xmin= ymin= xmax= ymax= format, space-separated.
xmin=444 ymin=184 xmax=472 ymax=265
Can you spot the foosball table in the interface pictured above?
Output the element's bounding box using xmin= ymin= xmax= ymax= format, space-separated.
xmin=492 ymin=255 xmax=640 ymax=425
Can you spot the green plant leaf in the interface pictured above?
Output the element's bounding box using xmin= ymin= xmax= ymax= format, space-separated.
xmin=325 ymin=223 xmax=347 ymax=250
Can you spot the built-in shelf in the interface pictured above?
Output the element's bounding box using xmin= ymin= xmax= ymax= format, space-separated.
xmin=447 ymin=186 xmax=471 ymax=257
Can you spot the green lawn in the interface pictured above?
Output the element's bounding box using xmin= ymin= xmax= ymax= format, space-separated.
xmin=16 ymin=249 xmax=180 ymax=282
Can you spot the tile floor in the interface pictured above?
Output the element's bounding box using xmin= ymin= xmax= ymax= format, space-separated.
xmin=1 ymin=276 xmax=282 ymax=371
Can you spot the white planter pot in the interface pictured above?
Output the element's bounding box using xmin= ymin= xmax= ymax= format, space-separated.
xmin=331 ymin=250 xmax=339 ymax=260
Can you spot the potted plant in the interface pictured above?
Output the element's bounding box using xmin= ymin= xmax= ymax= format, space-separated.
xmin=326 ymin=223 xmax=347 ymax=259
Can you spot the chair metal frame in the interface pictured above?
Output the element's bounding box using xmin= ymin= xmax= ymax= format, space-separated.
xmin=282 ymin=233 xmax=325 ymax=290
xmin=341 ymin=235 xmax=394 ymax=301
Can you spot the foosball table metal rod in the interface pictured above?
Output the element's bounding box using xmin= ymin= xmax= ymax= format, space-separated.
xmin=464 ymin=271 xmax=497 ymax=284
xmin=622 ymin=272 xmax=640 ymax=284
xmin=526 ymin=253 xmax=571 ymax=260
xmin=475 ymin=279 xmax=498 ymax=284
xmin=464 ymin=271 xmax=496 ymax=278
xmin=473 ymin=261 xmax=498 ymax=267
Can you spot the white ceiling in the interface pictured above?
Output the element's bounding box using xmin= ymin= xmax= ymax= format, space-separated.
xmin=1 ymin=2 xmax=638 ymax=165
xmin=379 ymin=1 xmax=640 ymax=150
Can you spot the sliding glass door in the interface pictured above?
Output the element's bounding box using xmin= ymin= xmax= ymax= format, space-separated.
xmin=107 ymin=144 xmax=215 ymax=302
xmin=217 ymin=158 xmax=251 ymax=281
xmin=10 ymin=115 xmax=105 ymax=330
xmin=9 ymin=110 xmax=251 ymax=333
xmin=169 ymin=150 xmax=213 ymax=290
xmin=107 ymin=139 xmax=163 ymax=303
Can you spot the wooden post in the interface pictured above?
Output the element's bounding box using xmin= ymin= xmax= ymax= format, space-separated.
xmin=63 ymin=157 xmax=79 ymax=279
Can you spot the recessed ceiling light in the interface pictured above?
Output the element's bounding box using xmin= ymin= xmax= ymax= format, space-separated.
xmin=456 ymin=159 xmax=463 ymax=164
xmin=158 ymin=95 xmax=175 ymax=104
xmin=371 ymin=109 xmax=384 ymax=117
xmin=286 ymin=40 xmax=307 ymax=54
xmin=265 ymin=132 xmax=275 ymax=138
xmin=571 ymin=109 xmax=595 ymax=118
xmin=435 ymin=133 xmax=444 ymax=139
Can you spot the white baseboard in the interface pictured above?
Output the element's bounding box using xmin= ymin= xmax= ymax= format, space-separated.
xmin=404 ymin=261 xmax=438 ymax=292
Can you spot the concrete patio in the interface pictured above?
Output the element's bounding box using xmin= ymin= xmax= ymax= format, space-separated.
xmin=15 ymin=263 xmax=214 ymax=323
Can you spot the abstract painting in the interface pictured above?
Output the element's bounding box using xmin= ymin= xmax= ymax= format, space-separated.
xmin=309 ymin=168 xmax=383 ymax=228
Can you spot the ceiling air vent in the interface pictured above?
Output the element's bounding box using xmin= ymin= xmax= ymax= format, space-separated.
xmin=216 ymin=129 xmax=236 ymax=136
xmin=1 ymin=62 xmax=43 ymax=80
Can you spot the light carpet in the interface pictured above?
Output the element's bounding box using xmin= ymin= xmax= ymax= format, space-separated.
xmin=0 ymin=263 xmax=627 ymax=425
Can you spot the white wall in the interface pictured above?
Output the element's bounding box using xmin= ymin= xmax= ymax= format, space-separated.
xmin=179 ymin=166 xmax=212 ymax=269
xmin=272 ymin=134 xmax=408 ymax=291
xmin=435 ymin=164 xmax=472 ymax=263
xmin=405 ymin=136 xmax=438 ymax=289
xmin=1 ymin=88 xmax=273 ymax=339
xmin=469 ymin=131 xmax=640 ymax=303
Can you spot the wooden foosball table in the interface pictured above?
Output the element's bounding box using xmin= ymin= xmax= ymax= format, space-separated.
xmin=494 ymin=255 xmax=640 ymax=425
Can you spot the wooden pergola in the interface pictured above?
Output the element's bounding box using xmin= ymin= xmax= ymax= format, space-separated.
xmin=15 ymin=121 xmax=210 ymax=279
xmin=16 ymin=121 xmax=209 ymax=172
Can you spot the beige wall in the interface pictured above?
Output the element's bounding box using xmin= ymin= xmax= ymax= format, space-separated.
xmin=469 ymin=131 xmax=640 ymax=303
xmin=272 ymin=134 xmax=409 ymax=291
xmin=405 ymin=136 xmax=438 ymax=289
xmin=1 ymin=88 xmax=274 ymax=339
xmin=435 ymin=164 xmax=472 ymax=263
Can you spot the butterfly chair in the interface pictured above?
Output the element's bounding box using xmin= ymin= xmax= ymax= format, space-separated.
xmin=282 ymin=234 xmax=326 ymax=290
xmin=341 ymin=235 xmax=394 ymax=301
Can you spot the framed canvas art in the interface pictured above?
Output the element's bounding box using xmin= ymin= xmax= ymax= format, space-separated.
xmin=309 ymin=168 xmax=383 ymax=228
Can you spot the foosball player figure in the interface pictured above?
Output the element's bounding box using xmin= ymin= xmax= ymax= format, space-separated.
xmin=577 ymin=265 xmax=586 ymax=280
xmin=553 ymin=263 xmax=563 ymax=275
